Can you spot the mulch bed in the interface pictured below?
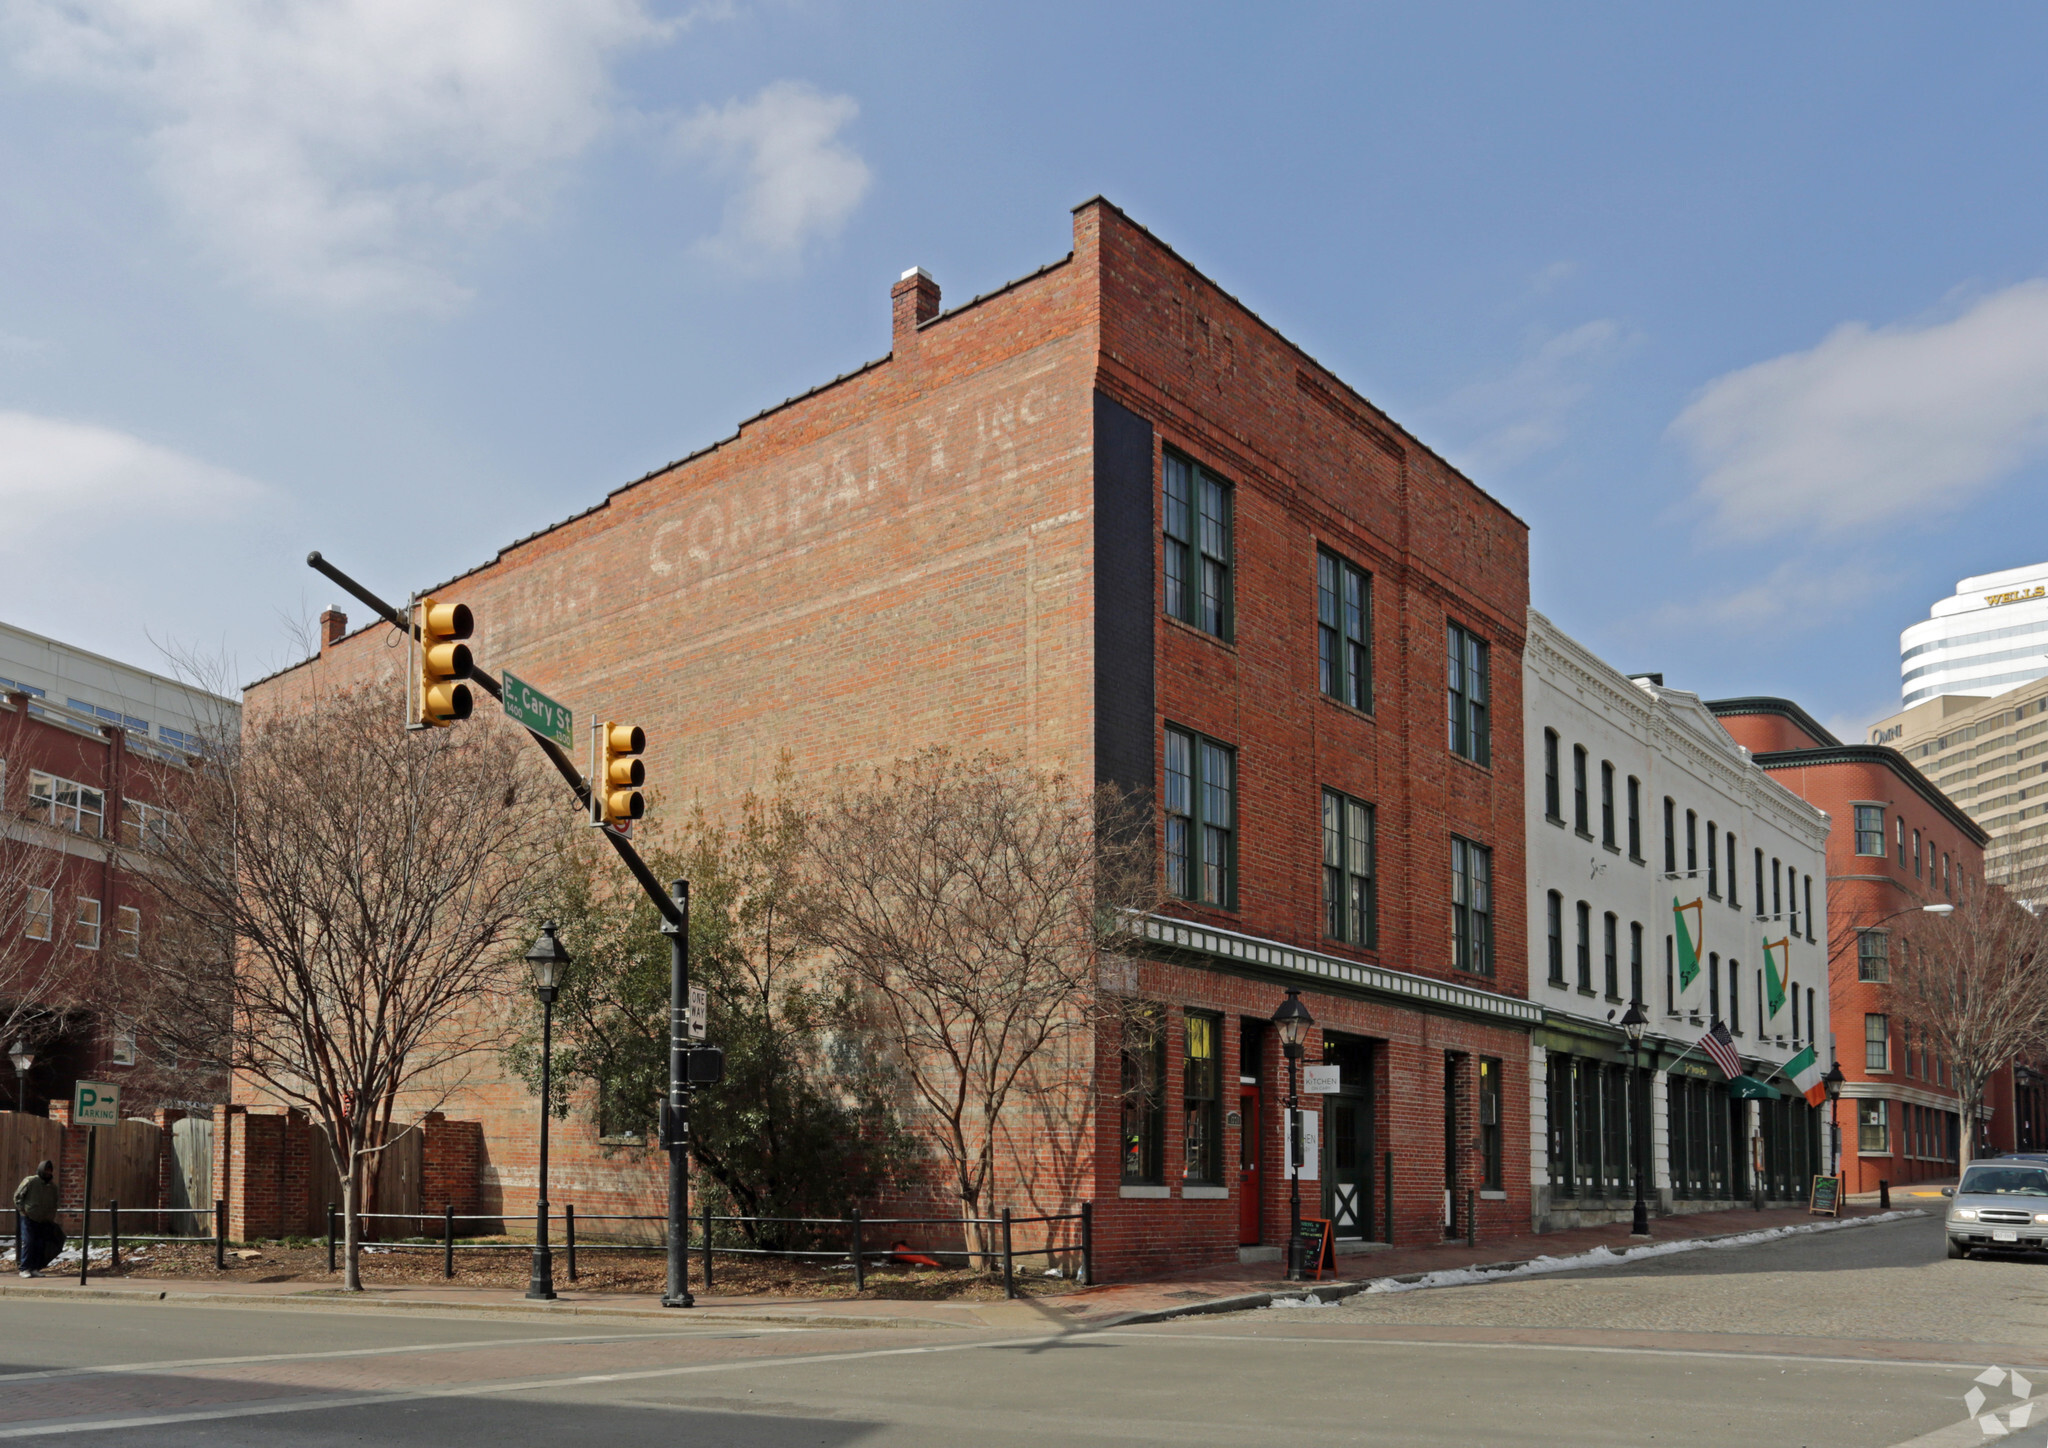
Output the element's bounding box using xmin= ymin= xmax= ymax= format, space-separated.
xmin=89 ymin=1238 xmax=1085 ymax=1302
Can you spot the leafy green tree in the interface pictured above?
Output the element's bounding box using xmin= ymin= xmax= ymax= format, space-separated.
xmin=508 ymin=773 xmax=912 ymax=1245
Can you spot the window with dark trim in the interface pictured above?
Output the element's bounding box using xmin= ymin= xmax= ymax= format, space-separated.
xmin=1708 ymin=952 xmax=1721 ymax=1023
xmin=1629 ymin=922 xmax=1644 ymax=1005
xmin=1788 ymin=869 xmax=1799 ymax=937
xmin=1857 ymin=930 xmax=1889 ymax=982
xmin=1804 ymin=877 xmax=1815 ymax=941
xmin=1754 ymin=848 xmax=1765 ymax=915
xmin=1447 ymin=623 xmax=1490 ymax=765
xmin=1573 ymin=746 xmax=1589 ymax=835
xmin=1575 ymin=899 xmax=1592 ymax=991
xmin=1663 ymin=798 xmax=1677 ymax=874
xmin=1772 ymin=859 xmax=1782 ymax=919
xmin=1479 ymin=1057 xmax=1503 ymax=1192
xmin=1686 ymin=810 xmax=1698 ymax=875
xmin=1707 ymin=822 xmax=1719 ymax=897
xmin=1120 ymin=1008 xmax=1166 ymax=1184
xmin=1322 ymin=789 xmax=1377 ymax=947
xmin=1665 ymin=934 xmax=1676 ymax=1015
xmin=1165 ymin=726 xmax=1236 ymax=907
xmin=1627 ymin=777 xmax=1643 ymax=861
xmin=1603 ymin=912 xmax=1620 ymax=999
xmin=1727 ymin=834 xmax=1739 ymax=910
xmin=1183 ymin=1012 xmax=1222 ymax=1184
xmin=1912 ymin=828 xmax=1923 ymax=878
xmin=1600 ymin=762 xmax=1617 ymax=849
xmin=1547 ymin=891 xmax=1565 ymax=985
xmin=1896 ymin=817 xmax=1905 ymax=868
xmin=1544 ymin=730 xmax=1562 ymax=823
xmin=1865 ymin=1013 xmax=1889 ymax=1072
xmin=1163 ymin=451 xmax=1232 ymax=638
xmin=1452 ymin=838 xmax=1493 ymax=975
xmin=1728 ymin=957 xmax=1741 ymax=1034
xmin=1854 ymin=805 xmax=1884 ymax=857
xmin=1317 ymin=549 xmax=1371 ymax=711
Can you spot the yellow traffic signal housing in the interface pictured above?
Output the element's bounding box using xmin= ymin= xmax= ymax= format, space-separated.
xmin=596 ymin=721 xmax=646 ymax=825
xmin=412 ymin=596 xmax=474 ymax=728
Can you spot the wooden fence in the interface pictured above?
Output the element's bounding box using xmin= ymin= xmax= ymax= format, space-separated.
xmin=0 ymin=1111 xmax=63 ymax=1203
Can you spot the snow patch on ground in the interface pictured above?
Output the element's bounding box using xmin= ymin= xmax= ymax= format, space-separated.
xmin=1351 ymin=1211 xmax=1917 ymax=1297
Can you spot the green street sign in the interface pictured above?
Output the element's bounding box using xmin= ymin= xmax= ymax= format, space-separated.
xmin=501 ymin=670 xmax=573 ymax=749
xmin=73 ymin=1080 xmax=119 ymax=1126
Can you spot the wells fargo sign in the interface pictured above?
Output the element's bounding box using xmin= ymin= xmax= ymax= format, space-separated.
xmin=1984 ymin=585 xmax=2047 ymax=607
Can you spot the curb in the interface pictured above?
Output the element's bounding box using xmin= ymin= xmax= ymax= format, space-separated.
xmin=1068 ymin=1208 xmax=1929 ymax=1327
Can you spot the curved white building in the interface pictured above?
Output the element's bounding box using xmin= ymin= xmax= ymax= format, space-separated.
xmin=1900 ymin=562 xmax=2048 ymax=708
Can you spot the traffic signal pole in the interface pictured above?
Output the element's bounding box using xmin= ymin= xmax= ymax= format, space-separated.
xmin=306 ymin=551 xmax=699 ymax=1308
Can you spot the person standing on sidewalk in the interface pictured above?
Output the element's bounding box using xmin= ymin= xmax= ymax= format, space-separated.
xmin=14 ymin=1160 xmax=61 ymax=1277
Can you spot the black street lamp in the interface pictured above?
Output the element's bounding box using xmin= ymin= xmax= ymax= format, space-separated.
xmin=1271 ymin=989 xmax=1315 ymax=1282
xmin=525 ymin=923 xmax=570 ymax=1302
xmin=8 ymin=1039 xmax=31 ymax=1113
xmin=1619 ymin=1003 xmax=1650 ymax=1238
xmin=1822 ymin=1061 xmax=1846 ymax=1179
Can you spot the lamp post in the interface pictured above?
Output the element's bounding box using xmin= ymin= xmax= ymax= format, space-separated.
xmin=525 ymin=923 xmax=570 ymax=1302
xmin=1619 ymin=1003 xmax=1650 ymax=1237
xmin=8 ymin=1039 xmax=31 ymax=1113
xmin=1822 ymin=1061 xmax=1846 ymax=1180
xmin=1271 ymin=989 xmax=1315 ymax=1282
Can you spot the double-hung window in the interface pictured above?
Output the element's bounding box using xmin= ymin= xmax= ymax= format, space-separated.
xmin=1451 ymin=838 xmax=1493 ymax=975
xmin=1865 ymin=1013 xmax=1890 ymax=1072
xmin=1183 ymin=1013 xmax=1222 ymax=1185
xmin=120 ymin=799 xmax=173 ymax=853
xmin=1572 ymin=746 xmax=1589 ymax=835
xmin=1857 ymin=1100 xmax=1889 ymax=1153
xmin=1120 ymin=1009 xmax=1166 ymax=1185
xmin=1165 ymin=726 xmax=1235 ymax=907
xmin=1317 ymin=550 xmax=1371 ymax=710
xmin=1478 ymin=1058 xmax=1503 ymax=1192
xmin=1727 ymin=834 xmax=1739 ymax=910
xmin=1854 ymin=805 xmax=1884 ymax=857
xmin=1543 ymin=731 xmax=1562 ymax=822
xmin=74 ymin=898 xmax=101 ymax=951
xmin=1629 ymin=922 xmax=1644 ymax=1005
xmin=1663 ymin=799 xmax=1677 ymax=874
xmin=1707 ymin=822 xmax=1719 ymax=897
xmin=116 ymin=905 xmax=141 ymax=958
xmin=1546 ymin=891 xmax=1565 ymax=985
xmin=1600 ymin=763 xmax=1616 ymax=849
xmin=1627 ymin=777 xmax=1642 ymax=861
xmin=1321 ymin=789 xmax=1376 ymax=947
xmin=1575 ymin=900 xmax=1592 ymax=991
xmin=1163 ymin=452 xmax=1231 ymax=638
xmin=1912 ymin=828 xmax=1923 ymax=878
xmin=1446 ymin=624 xmax=1490 ymax=765
xmin=24 ymin=887 xmax=53 ymax=942
xmin=1603 ymin=913 xmax=1619 ymax=999
xmin=1857 ymin=930 xmax=1889 ymax=982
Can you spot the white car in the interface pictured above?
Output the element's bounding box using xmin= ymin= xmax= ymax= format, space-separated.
xmin=1944 ymin=1161 xmax=2048 ymax=1258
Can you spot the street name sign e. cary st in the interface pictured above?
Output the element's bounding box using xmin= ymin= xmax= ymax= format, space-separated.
xmin=72 ymin=1080 xmax=119 ymax=1126
xmin=501 ymin=670 xmax=573 ymax=749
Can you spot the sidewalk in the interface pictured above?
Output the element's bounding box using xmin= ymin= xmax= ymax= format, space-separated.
xmin=0 ymin=1199 xmax=1920 ymax=1332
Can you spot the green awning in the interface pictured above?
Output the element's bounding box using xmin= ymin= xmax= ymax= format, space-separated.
xmin=1728 ymin=1075 xmax=1782 ymax=1100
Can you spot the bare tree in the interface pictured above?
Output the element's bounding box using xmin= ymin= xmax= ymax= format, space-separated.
xmin=136 ymin=684 xmax=556 ymax=1288
xmin=796 ymin=747 xmax=1159 ymax=1262
xmin=1888 ymin=875 xmax=2048 ymax=1170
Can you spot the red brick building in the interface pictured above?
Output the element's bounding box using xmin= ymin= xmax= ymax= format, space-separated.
xmin=1708 ymin=698 xmax=2002 ymax=1192
xmin=1 ymin=619 xmax=235 ymax=1114
xmin=248 ymin=199 xmax=1536 ymax=1279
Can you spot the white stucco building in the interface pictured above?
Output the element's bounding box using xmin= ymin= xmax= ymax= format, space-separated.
xmin=1900 ymin=562 xmax=2048 ymax=709
xmin=1524 ymin=612 xmax=1833 ymax=1231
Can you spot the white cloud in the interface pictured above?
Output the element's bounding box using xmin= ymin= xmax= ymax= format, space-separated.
xmin=5 ymin=0 xmax=673 ymax=313
xmin=1434 ymin=320 xmax=1630 ymax=475
xmin=1673 ymin=280 xmax=2048 ymax=542
xmin=0 ymin=411 xmax=267 ymax=543
xmin=677 ymin=81 xmax=872 ymax=268
xmin=1646 ymin=555 xmax=1886 ymax=634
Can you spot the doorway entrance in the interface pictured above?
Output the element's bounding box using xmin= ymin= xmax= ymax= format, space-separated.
xmin=1320 ymin=1035 xmax=1376 ymax=1241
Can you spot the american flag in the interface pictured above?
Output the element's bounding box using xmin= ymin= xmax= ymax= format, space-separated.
xmin=1700 ymin=1022 xmax=1743 ymax=1080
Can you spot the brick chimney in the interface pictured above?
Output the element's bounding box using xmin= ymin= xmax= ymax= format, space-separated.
xmin=891 ymin=267 xmax=940 ymax=351
xmin=319 ymin=605 xmax=347 ymax=653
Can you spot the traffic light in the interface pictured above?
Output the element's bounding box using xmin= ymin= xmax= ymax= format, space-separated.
xmin=412 ymin=596 xmax=474 ymax=728
xmin=596 ymin=721 xmax=645 ymax=826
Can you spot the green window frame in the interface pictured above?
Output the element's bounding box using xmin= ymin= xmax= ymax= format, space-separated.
xmin=1447 ymin=623 xmax=1490 ymax=765
xmin=1452 ymin=837 xmax=1494 ymax=976
xmin=1183 ymin=1012 xmax=1222 ymax=1185
xmin=1165 ymin=725 xmax=1236 ymax=907
xmin=1317 ymin=549 xmax=1372 ymax=711
xmin=1120 ymin=1007 xmax=1166 ymax=1185
xmin=1853 ymin=805 xmax=1884 ymax=857
xmin=1321 ymin=789 xmax=1377 ymax=948
xmin=1479 ymin=1057 xmax=1503 ymax=1192
xmin=1164 ymin=451 xmax=1232 ymax=639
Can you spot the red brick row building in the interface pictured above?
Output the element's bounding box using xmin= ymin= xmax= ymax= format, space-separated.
xmin=250 ymin=199 xmax=1538 ymax=1279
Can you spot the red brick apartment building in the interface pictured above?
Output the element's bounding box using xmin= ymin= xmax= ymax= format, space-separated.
xmin=249 ymin=199 xmax=1536 ymax=1279
xmin=0 ymin=620 xmax=234 ymax=1112
xmin=1708 ymin=699 xmax=2005 ymax=1192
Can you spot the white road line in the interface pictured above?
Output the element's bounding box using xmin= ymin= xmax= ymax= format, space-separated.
xmin=0 ymin=1328 xmax=790 ymax=1384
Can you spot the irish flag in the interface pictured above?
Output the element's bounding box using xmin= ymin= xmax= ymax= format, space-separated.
xmin=1786 ymin=1044 xmax=1826 ymax=1107
xmin=1763 ymin=936 xmax=1789 ymax=1018
xmin=1673 ymin=897 xmax=1703 ymax=990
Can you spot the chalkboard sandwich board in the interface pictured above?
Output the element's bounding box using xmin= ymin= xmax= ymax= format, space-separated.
xmin=1296 ymin=1216 xmax=1335 ymax=1279
xmin=1809 ymin=1175 xmax=1841 ymax=1217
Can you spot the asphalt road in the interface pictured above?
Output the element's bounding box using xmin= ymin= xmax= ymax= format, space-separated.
xmin=0 ymin=1211 xmax=2039 ymax=1448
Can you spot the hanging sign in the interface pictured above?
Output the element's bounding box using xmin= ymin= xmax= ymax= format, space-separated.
xmin=1302 ymin=1064 xmax=1341 ymax=1095
xmin=1285 ymin=1107 xmax=1320 ymax=1181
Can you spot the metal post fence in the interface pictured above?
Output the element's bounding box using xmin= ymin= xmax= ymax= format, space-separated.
xmin=326 ymin=1203 xmax=337 ymax=1274
xmin=1465 ymin=1189 xmax=1476 ymax=1249
xmin=443 ymin=1205 xmax=455 ymax=1280
xmin=700 ymin=1196 xmax=712 ymax=1291
xmin=214 ymin=1200 xmax=226 ymax=1269
xmin=850 ymin=1209 xmax=864 ymax=1293
xmin=109 ymin=1202 xmax=119 ymax=1271
xmin=1001 ymin=1208 xmax=1015 ymax=1300
xmin=565 ymin=1204 xmax=576 ymax=1282
xmin=1384 ymin=1153 xmax=1395 ymax=1245
xmin=78 ymin=1125 xmax=96 ymax=1286
xmin=1080 ymin=1201 xmax=1093 ymax=1285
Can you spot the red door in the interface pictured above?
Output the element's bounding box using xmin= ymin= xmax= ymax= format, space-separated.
xmin=1239 ymin=1089 xmax=1262 ymax=1245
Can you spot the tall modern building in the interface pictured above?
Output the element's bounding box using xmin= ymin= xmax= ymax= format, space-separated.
xmin=1900 ymin=562 xmax=2048 ymax=709
xmin=1868 ymin=672 xmax=2048 ymax=884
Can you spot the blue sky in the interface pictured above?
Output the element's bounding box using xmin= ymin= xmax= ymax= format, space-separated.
xmin=2 ymin=3 xmax=2044 ymax=735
